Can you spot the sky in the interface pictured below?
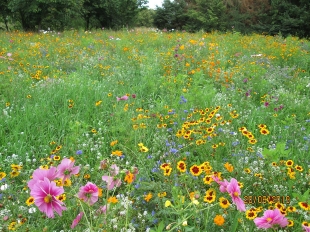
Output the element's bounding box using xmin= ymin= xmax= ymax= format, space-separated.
xmin=147 ymin=0 xmax=164 ymax=9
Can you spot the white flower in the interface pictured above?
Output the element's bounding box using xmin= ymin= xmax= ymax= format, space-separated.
xmin=0 ymin=184 xmax=8 ymax=191
xmin=28 ymin=207 xmax=36 ymax=214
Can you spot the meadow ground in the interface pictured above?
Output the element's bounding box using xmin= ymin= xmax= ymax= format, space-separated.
xmin=0 ymin=29 xmax=309 ymax=232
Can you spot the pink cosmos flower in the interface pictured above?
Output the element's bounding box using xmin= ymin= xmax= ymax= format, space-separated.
xmin=110 ymin=164 xmax=119 ymax=176
xmin=77 ymin=182 xmax=99 ymax=205
xmin=57 ymin=158 xmax=80 ymax=182
xmin=226 ymin=178 xmax=246 ymax=212
xmin=71 ymin=212 xmax=84 ymax=229
xmin=97 ymin=204 xmax=108 ymax=215
xmin=116 ymin=95 xmax=129 ymax=101
xmin=303 ymin=224 xmax=310 ymax=232
xmin=102 ymin=176 xmax=121 ymax=190
xmin=254 ymin=209 xmax=288 ymax=229
xmin=212 ymin=176 xmax=229 ymax=193
xmin=28 ymin=167 xmax=58 ymax=189
xmin=30 ymin=177 xmax=66 ymax=218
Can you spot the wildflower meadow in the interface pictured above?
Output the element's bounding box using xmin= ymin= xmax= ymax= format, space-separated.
xmin=0 ymin=29 xmax=310 ymax=232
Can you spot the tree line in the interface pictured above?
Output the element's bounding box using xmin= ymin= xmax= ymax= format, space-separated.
xmin=1 ymin=0 xmax=309 ymax=38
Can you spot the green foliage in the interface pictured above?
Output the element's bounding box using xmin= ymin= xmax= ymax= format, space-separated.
xmin=185 ymin=0 xmax=227 ymax=32
xmin=135 ymin=9 xmax=155 ymax=27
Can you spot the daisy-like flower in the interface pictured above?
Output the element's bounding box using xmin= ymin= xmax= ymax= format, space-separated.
xmin=108 ymin=196 xmax=118 ymax=204
xmin=226 ymin=178 xmax=246 ymax=212
xmin=57 ymin=158 xmax=80 ymax=182
xmin=102 ymin=176 xmax=122 ymax=190
xmin=285 ymin=160 xmax=294 ymax=167
xmin=28 ymin=167 xmax=58 ymax=189
xmin=254 ymin=209 xmax=288 ymax=229
xmin=219 ymin=197 xmax=230 ymax=209
xmin=260 ymin=128 xmax=270 ymax=135
xmin=176 ymin=161 xmax=187 ymax=172
xmin=203 ymin=175 xmax=213 ymax=185
xmin=116 ymin=95 xmax=129 ymax=101
xmin=26 ymin=196 xmax=35 ymax=206
xmin=299 ymin=202 xmax=310 ymax=211
xmin=246 ymin=209 xmax=258 ymax=220
xmin=214 ymin=215 xmax=225 ymax=226
xmin=30 ymin=177 xmax=66 ymax=218
xmin=224 ymin=162 xmax=234 ymax=172
xmin=163 ymin=166 xmax=172 ymax=176
xmin=71 ymin=212 xmax=84 ymax=229
xmin=144 ymin=192 xmax=153 ymax=202
xmin=190 ymin=164 xmax=202 ymax=176
xmin=77 ymin=182 xmax=99 ymax=205
xmin=302 ymin=222 xmax=310 ymax=232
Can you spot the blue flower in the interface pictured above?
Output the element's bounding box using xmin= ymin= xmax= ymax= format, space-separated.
xmin=76 ymin=150 xmax=83 ymax=155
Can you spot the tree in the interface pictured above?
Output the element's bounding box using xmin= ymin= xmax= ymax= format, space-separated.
xmin=185 ymin=0 xmax=227 ymax=32
xmin=0 ymin=0 xmax=11 ymax=31
xmin=8 ymin=0 xmax=83 ymax=31
xmin=153 ymin=0 xmax=188 ymax=30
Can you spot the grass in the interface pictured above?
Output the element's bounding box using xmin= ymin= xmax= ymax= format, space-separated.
xmin=0 ymin=29 xmax=309 ymax=232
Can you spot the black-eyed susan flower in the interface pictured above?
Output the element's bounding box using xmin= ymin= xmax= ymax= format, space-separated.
xmin=287 ymin=219 xmax=294 ymax=227
xmin=176 ymin=160 xmax=186 ymax=173
xmin=26 ymin=196 xmax=35 ymax=206
xmin=260 ymin=128 xmax=270 ymax=135
xmin=0 ymin=172 xmax=7 ymax=180
xmin=10 ymin=170 xmax=20 ymax=178
xmin=248 ymin=139 xmax=257 ymax=144
xmin=244 ymin=168 xmax=251 ymax=174
xmin=160 ymin=163 xmax=171 ymax=170
xmin=295 ymin=165 xmax=303 ymax=172
xmin=286 ymin=160 xmax=294 ymax=167
xmin=56 ymin=194 xmax=66 ymax=202
xmin=245 ymin=209 xmax=257 ymax=220
xmin=190 ymin=164 xmax=202 ymax=176
xmin=299 ymin=202 xmax=310 ymax=211
xmin=84 ymin=173 xmax=90 ymax=179
xmin=53 ymin=155 xmax=61 ymax=161
xmin=163 ymin=167 xmax=172 ymax=176
xmin=203 ymin=175 xmax=213 ymax=185
xmin=287 ymin=206 xmax=296 ymax=212
xmin=219 ymin=197 xmax=230 ymax=209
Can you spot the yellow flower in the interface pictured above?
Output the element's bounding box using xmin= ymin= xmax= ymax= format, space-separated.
xmin=124 ymin=171 xmax=134 ymax=184
xmin=108 ymin=196 xmax=118 ymax=204
xmin=95 ymin=100 xmax=102 ymax=106
xmin=0 ymin=172 xmax=6 ymax=180
xmin=165 ymin=200 xmax=172 ymax=207
xmin=112 ymin=150 xmax=123 ymax=156
xmin=224 ymin=162 xmax=234 ymax=172
xmin=299 ymin=202 xmax=310 ymax=211
xmin=26 ymin=196 xmax=35 ymax=206
xmin=110 ymin=140 xmax=118 ymax=146
xmin=245 ymin=209 xmax=257 ymax=220
xmin=219 ymin=197 xmax=230 ymax=209
xmin=144 ymin=192 xmax=153 ymax=202
xmin=157 ymin=192 xmax=167 ymax=198
xmin=214 ymin=215 xmax=225 ymax=226
xmin=190 ymin=164 xmax=202 ymax=176
xmin=10 ymin=170 xmax=20 ymax=178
